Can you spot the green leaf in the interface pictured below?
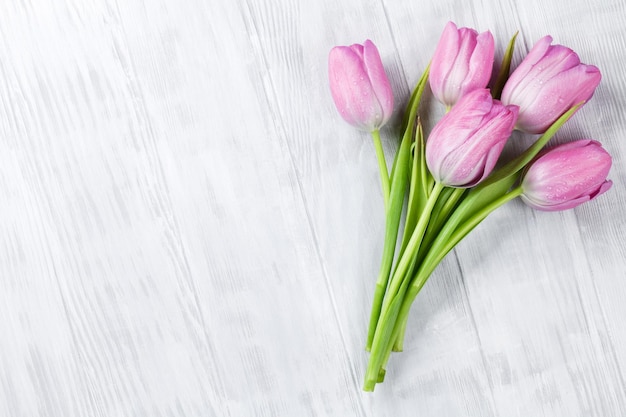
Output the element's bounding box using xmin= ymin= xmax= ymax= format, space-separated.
xmin=398 ymin=121 xmax=427 ymax=259
xmin=365 ymin=64 xmax=431 ymax=350
xmin=390 ymin=64 xmax=430 ymax=184
xmin=492 ymin=31 xmax=518 ymax=100
xmin=417 ymin=117 xmax=434 ymax=208
xmin=401 ymin=63 xmax=431 ymax=133
xmin=365 ymin=130 xmax=411 ymax=351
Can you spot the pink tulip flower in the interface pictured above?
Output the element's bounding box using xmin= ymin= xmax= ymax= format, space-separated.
xmin=426 ymin=89 xmax=518 ymax=187
xmin=429 ymin=22 xmax=495 ymax=107
xmin=501 ymin=36 xmax=601 ymax=134
xmin=328 ymin=40 xmax=394 ymax=131
xmin=520 ymin=140 xmax=612 ymax=211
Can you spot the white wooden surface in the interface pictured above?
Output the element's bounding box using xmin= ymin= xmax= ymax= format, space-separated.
xmin=1 ymin=0 xmax=625 ymax=416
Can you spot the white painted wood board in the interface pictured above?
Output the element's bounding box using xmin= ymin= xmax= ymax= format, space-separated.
xmin=0 ymin=0 xmax=625 ymax=415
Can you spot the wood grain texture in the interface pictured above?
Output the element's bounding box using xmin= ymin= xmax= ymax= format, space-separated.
xmin=0 ymin=0 xmax=624 ymax=416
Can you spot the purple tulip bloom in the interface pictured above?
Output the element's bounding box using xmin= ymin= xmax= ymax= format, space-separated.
xmin=328 ymin=40 xmax=394 ymax=131
xmin=426 ymin=89 xmax=518 ymax=187
xmin=521 ymin=140 xmax=612 ymax=211
xmin=501 ymin=36 xmax=601 ymax=134
xmin=429 ymin=22 xmax=495 ymax=107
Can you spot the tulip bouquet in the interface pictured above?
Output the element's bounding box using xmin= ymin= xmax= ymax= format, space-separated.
xmin=328 ymin=22 xmax=613 ymax=392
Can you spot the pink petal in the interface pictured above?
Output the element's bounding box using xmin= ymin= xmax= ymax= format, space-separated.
xmin=502 ymin=36 xmax=553 ymax=104
xmin=328 ymin=46 xmax=383 ymax=130
xmin=363 ymin=39 xmax=394 ymax=125
xmin=462 ymin=30 xmax=494 ymax=95
xmin=430 ymin=22 xmax=462 ymax=104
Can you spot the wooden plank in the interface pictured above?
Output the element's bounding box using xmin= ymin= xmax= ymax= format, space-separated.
xmin=0 ymin=0 xmax=625 ymax=415
xmin=0 ymin=0 xmax=371 ymax=415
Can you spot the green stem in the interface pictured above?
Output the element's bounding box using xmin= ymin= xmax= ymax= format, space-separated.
xmin=436 ymin=188 xmax=466 ymax=223
xmin=363 ymin=290 xmax=405 ymax=391
xmin=398 ymin=123 xmax=425 ymax=259
xmin=392 ymin=314 xmax=409 ymax=352
xmin=372 ymin=129 xmax=390 ymax=210
xmin=441 ymin=187 xmax=522 ymax=257
xmin=422 ymin=187 xmax=522 ymax=291
xmin=381 ymin=182 xmax=444 ymax=312
xmin=368 ymin=104 xmax=578 ymax=382
xmin=365 ymin=66 xmax=431 ymax=352
xmin=365 ymin=129 xmax=412 ymax=352
xmin=387 ymin=187 xmax=524 ymax=360
xmin=423 ymin=187 xmax=465 ymax=249
xmin=392 ymin=187 xmax=463 ymax=352
xmin=364 ymin=182 xmax=444 ymax=391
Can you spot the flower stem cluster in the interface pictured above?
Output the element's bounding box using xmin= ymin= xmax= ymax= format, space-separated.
xmin=327 ymin=24 xmax=612 ymax=392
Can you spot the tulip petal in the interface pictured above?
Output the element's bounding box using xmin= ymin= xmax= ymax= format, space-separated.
xmin=430 ymin=23 xmax=494 ymax=106
xmin=521 ymin=193 xmax=590 ymax=211
xmin=503 ymin=36 xmax=553 ymax=93
xmin=501 ymin=36 xmax=553 ymax=108
xmin=430 ymin=22 xmax=461 ymax=104
xmin=440 ymin=103 xmax=516 ymax=186
xmin=463 ymin=30 xmax=494 ymax=95
xmin=508 ymin=46 xmax=579 ymax=117
xmin=442 ymin=27 xmax=477 ymax=104
xmin=426 ymin=89 xmax=517 ymax=187
xmin=363 ymin=39 xmax=394 ymax=126
xmin=349 ymin=43 xmax=364 ymax=59
xmin=516 ymin=64 xmax=602 ymax=133
xmin=328 ymin=46 xmax=384 ymax=130
xmin=521 ymin=140 xmax=612 ymax=211
xmin=501 ymin=36 xmax=601 ymax=134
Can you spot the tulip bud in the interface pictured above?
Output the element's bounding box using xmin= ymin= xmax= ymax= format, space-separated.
xmin=520 ymin=140 xmax=612 ymax=211
xmin=328 ymin=40 xmax=394 ymax=131
xmin=429 ymin=22 xmax=495 ymax=107
xmin=501 ymin=36 xmax=601 ymax=134
xmin=426 ymin=89 xmax=518 ymax=187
